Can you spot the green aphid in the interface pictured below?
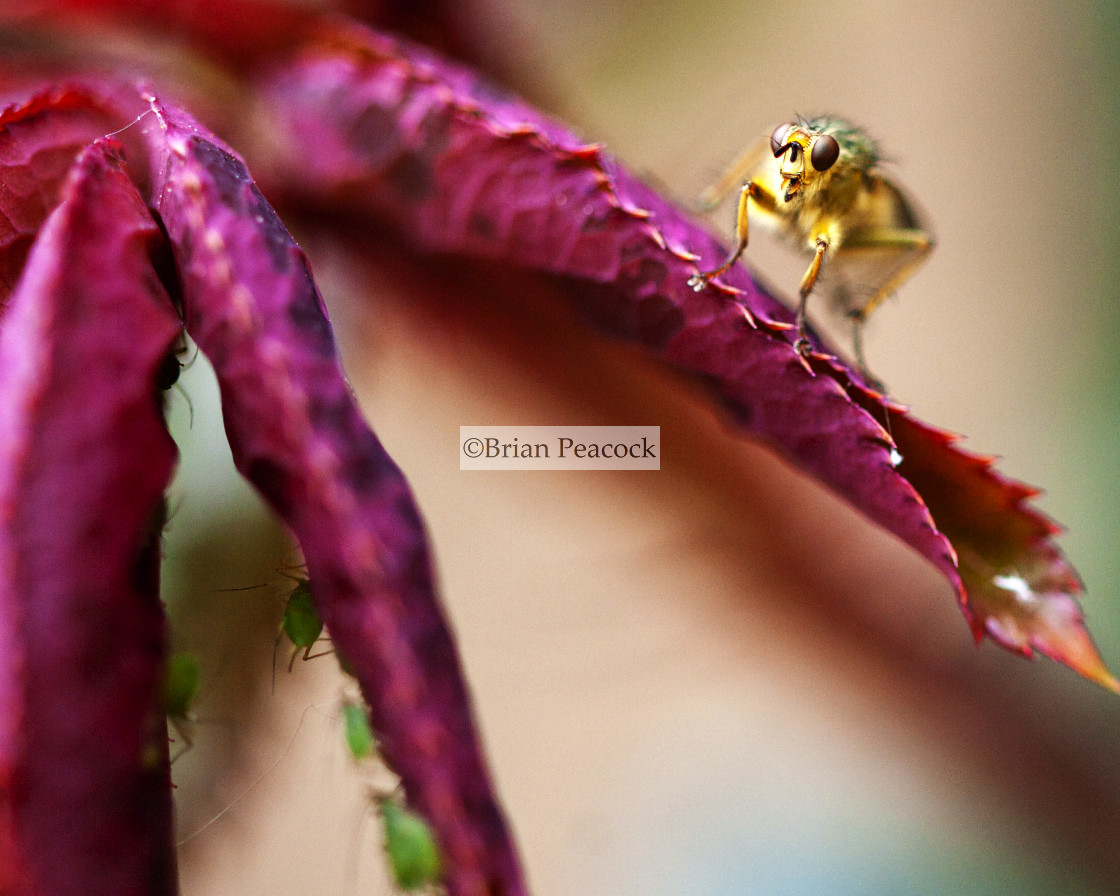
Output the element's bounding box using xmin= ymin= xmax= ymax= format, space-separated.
xmin=380 ymin=799 xmax=443 ymax=891
xmin=164 ymin=651 xmax=201 ymax=761
xmin=282 ymin=580 xmax=323 ymax=653
xmin=341 ymin=700 xmax=376 ymax=761
xmin=164 ymin=651 xmax=201 ymax=720
xmin=276 ymin=578 xmax=332 ymax=673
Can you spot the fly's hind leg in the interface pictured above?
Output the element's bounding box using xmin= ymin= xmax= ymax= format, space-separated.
xmin=840 ymin=226 xmax=934 ymax=383
xmin=849 ymin=321 xmax=881 ymax=390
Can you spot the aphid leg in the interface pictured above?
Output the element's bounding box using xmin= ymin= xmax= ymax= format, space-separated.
xmin=270 ymin=632 xmax=335 ymax=690
xmin=287 ymin=641 xmax=334 ymax=673
xmin=689 ymin=180 xmax=766 ymax=290
xmin=169 ymin=718 xmax=195 ymax=765
xmin=794 ymin=235 xmax=830 ymax=356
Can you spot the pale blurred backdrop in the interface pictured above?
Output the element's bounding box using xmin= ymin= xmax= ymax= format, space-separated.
xmin=164 ymin=2 xmax=1120 ymax=894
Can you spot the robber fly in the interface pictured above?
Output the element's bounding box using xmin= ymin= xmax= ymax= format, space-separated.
xmin=688 ymin=117 xmax=933 ymax=382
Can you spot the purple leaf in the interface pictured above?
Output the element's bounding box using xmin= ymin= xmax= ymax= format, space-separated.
xmin=0 ymin=139 xmax=181 ymax=895
xmin=138 ymin=94 xmax=528 ymax=896
xmin=254 ymin=24 xmax=1115 ymax=689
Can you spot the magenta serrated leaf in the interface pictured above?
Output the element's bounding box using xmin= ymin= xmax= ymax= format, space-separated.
xmin=0 ymin=139 xmax=181 ymax=895
xmin=887 ymin=412 xmax=1118 ymax=690
xmin=255 ymin=24 xmax=1115 ymax=689
xmin=0 ymin=5 xmax=1115 ymax=896
xmin=137 ymin=94 xmax=527 ymax=896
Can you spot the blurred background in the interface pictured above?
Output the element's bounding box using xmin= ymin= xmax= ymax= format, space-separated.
xmin=125 ymin=0 xmax=1120 ymax=893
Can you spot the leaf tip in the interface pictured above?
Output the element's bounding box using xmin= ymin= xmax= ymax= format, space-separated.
xmin=968 ymin=567 xmax=1120 ymax=693
xmin=1042 ymin=629 xmax=1120 ymax=695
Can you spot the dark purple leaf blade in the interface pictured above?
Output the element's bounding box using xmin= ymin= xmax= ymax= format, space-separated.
xmin=3 ymin=0 xmax=502 ymax=79
xmin=0 ymin=139 xmax=181 ymax=895
xmin=138 ymin=95 xmax=527 ymax=896
xmin=254 ymin=25 xmax=1117 ymax=690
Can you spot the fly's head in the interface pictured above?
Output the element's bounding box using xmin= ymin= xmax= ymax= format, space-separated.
xmin=769 ymin=121 xmax=841 ymax=204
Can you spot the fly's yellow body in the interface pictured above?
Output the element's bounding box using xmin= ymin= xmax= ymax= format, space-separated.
xmin=689 ymin=117 xmax=933 ymax=382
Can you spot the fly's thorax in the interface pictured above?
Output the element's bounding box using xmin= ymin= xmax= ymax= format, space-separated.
xmin=774 ymin=166 xmax=861 ymax=250
xmin=801 ymin=117 xmax=880 ymax=172
xmin=812 ymin=164 xmax=866 ymax=217
xmin=850 ymin=171 xmax=929 ymax=232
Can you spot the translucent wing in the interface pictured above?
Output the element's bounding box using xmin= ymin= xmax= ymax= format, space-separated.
xmin=697 ymin=135 xmax=771 ymax=211
xmin=826 ymin=173 xmax=934 ymax=318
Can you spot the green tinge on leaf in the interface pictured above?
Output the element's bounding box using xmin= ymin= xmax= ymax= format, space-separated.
xmin=959 ymin=551 xmax=1120 ymax=693
xmin=380 ymin=799 xmax=443 ymax=890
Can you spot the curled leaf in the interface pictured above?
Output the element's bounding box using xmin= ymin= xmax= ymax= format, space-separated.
xmin=0 ymin=139 xmax=181 ymax=895
xmin=139 ymin=93 xmax=528 ymax=896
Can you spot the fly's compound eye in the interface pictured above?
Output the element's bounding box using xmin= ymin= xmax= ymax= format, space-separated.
xmin=771 ymin=123 xmax=794 ymax=156
xmin=810 ymin=134 xmax=840 ymax=171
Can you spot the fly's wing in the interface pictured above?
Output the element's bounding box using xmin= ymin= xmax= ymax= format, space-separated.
xmin=826 ymin=173 xmax=934 ymax=317
xmin=697 ymin=136 xmax=771 ymax=211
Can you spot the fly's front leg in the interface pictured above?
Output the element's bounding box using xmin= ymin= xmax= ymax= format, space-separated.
xmin=794 ymin=235 xmax=830 ymax=357
xmin=689 ymin=179 xmax=775 ymax=290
